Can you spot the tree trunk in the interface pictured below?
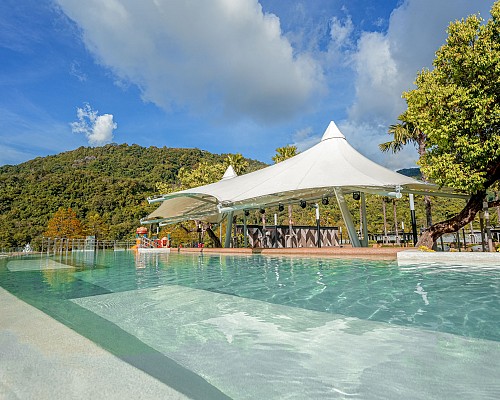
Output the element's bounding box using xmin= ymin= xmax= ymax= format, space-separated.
xmin=416 ymin=191 xmax=486 ymax=248
xmin=205 ymin=226 xmax=222 ymax=248
xmin=418 ymin=137 xmax=433 ymax=228
xmin=416 ymin=155 xmax=500 ymax=249
xmin=424 ymin=195 xmax=432 ymax=227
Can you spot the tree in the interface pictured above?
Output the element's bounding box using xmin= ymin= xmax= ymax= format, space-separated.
xmin=177 ymin=161 xmax=226 ymax=189
xmin=272 ymin=145 xmax=298 ymax=164
xmin=44 ymin=207 xmax=84 ymax=238
xmin=224 ymin=153 xmax=249 ymax=175
xmin=380 ymin=121 xmax=433 ymax=227
xmin=84 ymin=212 xmax=109 ymax=239
xmin=403 ymin=2 xmax=500 ymax=248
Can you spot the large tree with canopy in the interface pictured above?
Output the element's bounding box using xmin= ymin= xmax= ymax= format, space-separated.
xmin=401 ymin=1 xmax=500 ymax=248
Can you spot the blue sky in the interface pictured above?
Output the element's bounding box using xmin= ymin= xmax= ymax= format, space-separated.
xmin=0 ymin=0 xmax=495 ymax=168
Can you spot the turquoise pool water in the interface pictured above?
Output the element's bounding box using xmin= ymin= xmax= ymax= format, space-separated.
xmin=1 ymin=251 xmax=499 ymax=399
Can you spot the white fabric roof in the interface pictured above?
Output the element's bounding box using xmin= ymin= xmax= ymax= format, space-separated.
xmin=143 ymin=121 xmax=461 ymax=225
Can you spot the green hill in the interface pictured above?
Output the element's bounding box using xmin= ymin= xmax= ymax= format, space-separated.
xmin=396 ymin=167 xmax=421 ymax=179
xmin=0 ymin=144 xmax=266 ymax=249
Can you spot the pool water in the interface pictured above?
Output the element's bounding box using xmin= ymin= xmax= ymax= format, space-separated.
xmin=1 ymin=252 xmax=499 ymax=399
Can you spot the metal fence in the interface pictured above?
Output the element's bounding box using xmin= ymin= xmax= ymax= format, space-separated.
xmin=40 ymin=237 xmax=136 ymax=255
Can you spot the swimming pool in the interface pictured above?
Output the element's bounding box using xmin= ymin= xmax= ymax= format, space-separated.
xmin=1 ymin=252 xmax=499 ymax=399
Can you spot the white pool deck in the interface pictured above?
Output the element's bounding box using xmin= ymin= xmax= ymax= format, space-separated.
xmin=397 ymin=249 xmax=500 ymax=265
xmin=0 ymin=287 xmax=188 ymax=400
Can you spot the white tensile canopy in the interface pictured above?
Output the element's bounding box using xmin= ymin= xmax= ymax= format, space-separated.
xmin=142 ymin=121 xmax=464 ymax=246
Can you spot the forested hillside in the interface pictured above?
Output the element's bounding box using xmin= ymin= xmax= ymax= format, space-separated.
xmin=0 ymin=144 xmax=265 ymax=249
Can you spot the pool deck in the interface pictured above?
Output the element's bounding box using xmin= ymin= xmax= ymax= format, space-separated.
xmin=0 ymin=286 xmax=189 ymax=400
xmin=398 ymin=249 xmax=500 ymax=265
xmin=180 ymin=245 xmax=500 ymax=264
xmin=178 ymin=245 xmax=404 ymax=259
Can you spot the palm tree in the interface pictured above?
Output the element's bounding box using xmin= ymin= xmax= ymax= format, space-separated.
xmin=273 ymin=145 xmax=299 ymax=246
xmin=380 ymin=120 xmax=432 ymax=228
xmin=380 ymin=121 xmax=425 ymax=155
xmin=225 ymin=153 xmax=248 ymax=175
xmin=272 ymin=145 xmax=298 ymax=164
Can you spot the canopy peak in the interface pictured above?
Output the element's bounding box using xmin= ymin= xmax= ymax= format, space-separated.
xmin=221 ymin=165 xmax=237 ymax=180
xmin=321 ymin=121 xmax=345 ymax=141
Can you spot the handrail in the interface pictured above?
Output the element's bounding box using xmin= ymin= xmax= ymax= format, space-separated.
xmin=139 ymin=237 xmax=160 ymax=248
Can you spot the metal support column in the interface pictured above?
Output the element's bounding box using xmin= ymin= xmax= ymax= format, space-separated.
xmin=360 ymin=192 xmax=368 ymax=247
xmin=334 ymin=188 xmax=361 ymax=247
xmin=409 ymin=194 xmax=418 ymax=246
xmin=243 ymin=212 xmax=248 ymax=248
xmin=274 ymin=213 xmax=278 ymax=248
xmin=224 ymin=212 xmax=234 ymax=248
xmin=315 ymin=204 xmax=321 ymax=248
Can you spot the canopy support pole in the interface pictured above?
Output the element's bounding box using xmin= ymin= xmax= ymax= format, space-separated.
xmin=224 ymin=212 xmax=234 ymax=248
xmin=243 ymin=212 xmax=248 ymax=248
xmin=409 ymin=194 xmax=418 ymax=246
xmin=315 ymin=204 xmax=321 ymax=248
xmin=360 ymin=192 xmax=368 ymax=247
xmin=334 ymin=188 xmax=361 ymax=247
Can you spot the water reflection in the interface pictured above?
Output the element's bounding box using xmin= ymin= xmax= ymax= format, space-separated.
xmin=46 ymin=251 xmax=500 ymax=341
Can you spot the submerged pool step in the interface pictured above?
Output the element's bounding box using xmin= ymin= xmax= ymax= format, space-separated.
xmin=72 ymin=284 xmax=500 ymax=400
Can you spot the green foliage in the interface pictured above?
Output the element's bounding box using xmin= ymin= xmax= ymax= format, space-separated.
xmin=0 ymin=143 xmax=266 ymax=248
xmin=272 ymin=145 xmax=298 ymax=163
xmin=224 ymin=153 xmax=249 ymax=175
xmin=178 ymin=161 xmax=227 ymax=189
xmin=156 ymin=152 xmax=257 ymax=194
xmin=84 ymin=212 xmax=109 ymax=239
xmin=403 ymin=2 xmax=500 ymax=193
xmin=380 ymin=121 xmax=425 ymax=155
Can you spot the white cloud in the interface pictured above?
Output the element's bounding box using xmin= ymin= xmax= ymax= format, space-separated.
xmin=340 ymin=0 xmax=494 ymax=169
xmin=349 ymin=31 xmax=400 ymax=123
xmin=56 ymin=0 xmax=322 ymax=123
xmin=70 ymin=61 xmax=87 ymax=82
xmin=329 ymin=15 xmax=353 ymax=51
xmin=292 ymin=126 xmax=320 ymax=152
xmin=338 ymin=119 xmax=417 ymax=171
xmin=71 ymin=103 xmax=117 ymax=146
